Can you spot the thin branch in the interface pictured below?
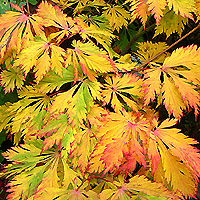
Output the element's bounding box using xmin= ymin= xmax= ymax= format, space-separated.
xmin=121 ymin=23 xmax=156 ymax=55
xmin=133 ymin=22 xmax=200 ymax=72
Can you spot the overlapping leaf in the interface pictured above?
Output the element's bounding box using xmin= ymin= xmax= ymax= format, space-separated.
xmin=102 ymin=74 xmax=143 ymax=113
xmin=147 ymin=118 xmax=200 ymax=198
xmin=1 ymin=139 xmax=81 ymax=200
xmin=0 ymin=1 xmax=200 ymax=200
xmin=102 ymin=5 xmax=130 ymax=32
xmin=154 ymin=9 xmax=188 ymax=38
xmin=49 ymin=78 xmax=102 ymax=127
xmin=33 ymin=185 xmax=99 ymax=200
xmin=91 ymin=111 xmax=149 ymax=175
xmin=100 ymin=175 xmax=177 ymax=199
xmin=77 ymin=17 xmax=116 ymax=58
xmin=65 ymin=40 xmax=116 ymax=81
xmin=126 ymin=0 xmax=196 ymax=26
xmin=36 ymin=1 xmax=78 ymax=42
xmin=0 ymin=86 xmax=52 ymax=144
xmin=0 ymin=66 xmax=25 ymax=93
xmin=37 ymin=113 xmax=74 ymax=152
xmin=143 ymin=45 xmax=200 ymax=119
xmin=13 ymin=33 xmax=66 ymax=82
xmin=0 ymin=3 xmax=43 ymax=59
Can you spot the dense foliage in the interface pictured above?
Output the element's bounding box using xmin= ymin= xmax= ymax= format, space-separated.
xmin=0 ymin=0 xmax=200 ymax=199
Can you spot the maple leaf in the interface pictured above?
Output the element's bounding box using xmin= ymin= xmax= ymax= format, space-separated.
xmin=36 ymin=1 xmax=78 ymax=42
xmin=0 ymin=3 xmax=43 ymax=59
xmin=65 ymin=40 xmax=116 ymax=81
xmin=79 ymin=14 xmax=110 ymax=30
xmin=158 ymin=141 xmax=197 ymax=198
xmin=102 ymin=74 xmax=144 ymax=113
xmin=167 ymin=0 xmax=196 ymax=19
xmin=0 ymin=102 xmax=14 ymax=133
xmin=33 ymin=184 xmax=98 ymax=199
xmin=154 ymin=9 xmax=188 ymax=38
xmin=91 ymin=111 xmax=149 ymax=175
xmin=50 ymin=78 xmax=102 ymax=127
xmin=136 ymin=41 xmax=170 ymax=63
xmin=0 ymin=86 xmax=52 ymax=144
xmin=51 ymin=0 xmax=92 ymax=14
xmin=125 ymin=0 xmax=151 ymax=26
xmin=126 ymin=0 xmax=196 ymax=27
xmin=70 ymin=125 xmax=97 ymax=172
xmin=147 ymin=118 xmax=200 ymax=198
xmin=1 ymin=139 xmax=82 ymax=199
xmin=38 ymin=65 xmax=75 ymax=94
xmin=76 ymin=17 xmax=117 ymax=58
xmin=37 ymin=113 xmax=74 ymax=152
xmin=1 ymin=139 xmax=58 ymax=199
xmin=147 ymin=0 xmax=166 ymax=25
xmin=102 ymin=5 xmax=130 ymax=32
xmin=0 ymin=66 xmax=25 ymax=93
xmin=100 ymin=175 xmax=177 ymax=199
xmin=143 ymin=45 xmax=200 ymax=119
xmin=13 ymin=33 xmax=66 ymax=82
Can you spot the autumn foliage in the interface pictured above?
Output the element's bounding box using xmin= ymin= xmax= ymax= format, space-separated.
xmin=0 ymin=0 xmax=200 ymax=199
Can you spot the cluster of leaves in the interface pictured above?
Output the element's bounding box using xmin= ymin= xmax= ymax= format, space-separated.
xmin=0 ymin=0 xmax=200 ymax=199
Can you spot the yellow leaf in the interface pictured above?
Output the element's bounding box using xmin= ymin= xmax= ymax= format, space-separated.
xmin=102 ymin=74 xmax=143 ymax=113
xmin=77 ymin=17 xmax=117 ymax=58
xmin=13 ymin=34 xmax=66 ymax=83
xmin=70 ymin=126 xmax=97 ymax=172
xmin=158 ymin=141 xmax=197 ymax=198
xmin=50 ymin=79 xmax=101 ymax=127
xmin=153 ymin=118 xmax=200 ymax=179
xmin=136 ymin=41 xmax=170 ymax=63
xmin=0 ymin=7 xmax=43 ymax=60
xmin=36 ymin=1 xmax=78 ymax=41
xmin=0 ymin=67 xmax=25 ymax=93
xmin=143 ymin=68 xmax=162 ymax=106
xmin=154 ymin=9 xmax=188 ymax=38
xmin=66 ymin=40 xmax=116 ymax=81
xmin=62 ymin=160 xmax=82 ymax=188
xmin=127 ymin=0 xmax=151 ymax=26
xmin=91 ymin=111 xmax=148 ymax=175
xmin=162 ymin=45 xmax=200 ymax=70
xmin=3 ymin=86 xmax=51 ymax=143
xmin=147 ymin=0 xmax=167 ymax=25
xmin=167 ymin=0 xmax=196 ymax=19
xmin=162 ymin=74 xmax=185 ymax=118
xmin=103 ymin=5 xmax=130 ymax=32
xmin=143 ymin=45 xmax=200 ymax=119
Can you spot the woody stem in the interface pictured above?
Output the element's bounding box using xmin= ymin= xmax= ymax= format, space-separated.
xmin=133 ymin=22 xmax=200 ymax=73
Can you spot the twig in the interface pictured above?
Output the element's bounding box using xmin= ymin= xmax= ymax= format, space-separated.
xmin=121 ymin=23 xmax=156 ymax=55
xmin=133 ymin=22 xmax=200 ymax=72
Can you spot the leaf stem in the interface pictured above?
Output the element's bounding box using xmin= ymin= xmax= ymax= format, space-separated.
xmin=26 ymin=0 xmax=30 ymax=14
xmin=134 ymin=22 xmax=200 ymax=72
xmin=121 ymin=23 xmax=156 ymax=55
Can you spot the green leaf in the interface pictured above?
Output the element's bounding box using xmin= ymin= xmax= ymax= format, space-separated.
xmin=0 ymin=87 xmax=18 ymax=105
xmin=28 ymin=0 xmax=37 ymax=5
xmin=38 ymin=65 xmax=75 ymax=94
xmin=0 ymin=0 xmax=10 ymax=14
xmin=113 ymin=23 xmax=143 ymax=52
